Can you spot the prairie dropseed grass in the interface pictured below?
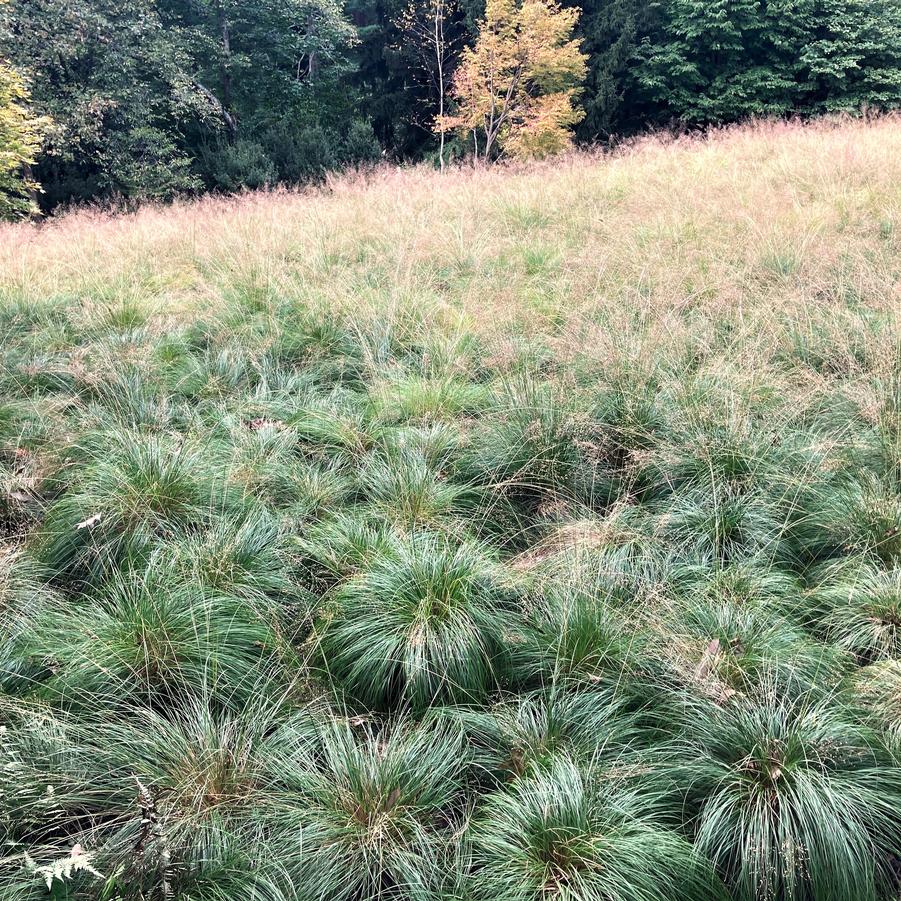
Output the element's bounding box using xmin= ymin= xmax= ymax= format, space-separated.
xmin=1 ymin=117 xmax=900 ymax=900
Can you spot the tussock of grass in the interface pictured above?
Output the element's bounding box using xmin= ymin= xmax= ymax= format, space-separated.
xmin=1 ymin=118 xmax=900 ymax=900
xmin=471 ymin=755 xmax=725 ymax=901
xmin=315 ymin=534 xmax=512 ymax=710
xmin=678 ymin=689 xmax=901 ymax=901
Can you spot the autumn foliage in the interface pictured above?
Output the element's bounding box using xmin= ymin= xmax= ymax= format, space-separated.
xmin=0 ymin=60 xmax=43 ymax=216
xmin=439 ymin=0 xmax=587 ymax=160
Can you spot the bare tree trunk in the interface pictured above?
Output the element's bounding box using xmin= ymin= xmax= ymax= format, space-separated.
xmin=307 ymin=16 xmax=319 ymax=82
xmin=484 ymin=65 xmax=519 ymax=162
xmin=22 ymin=163 xmax=40 ymax=215
xmin=484 ymin=47 xmax=497 ymax=161
xmin=434 ymin=0 xmax=446 ymax=171
xmin=194 ymin=81 xmax=238 ymax=135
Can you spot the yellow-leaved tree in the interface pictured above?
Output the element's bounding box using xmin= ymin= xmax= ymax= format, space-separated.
xmin=0 ymin=59 xmax=44 ymax=217
xmin=440 ymin=0 xmax=587 ymax=161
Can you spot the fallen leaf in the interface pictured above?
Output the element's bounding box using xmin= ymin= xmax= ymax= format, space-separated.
xmin=246 ymin=417 xmax=284 ymax=431
xmin=695 ymin=638 xmax=722 ymax=680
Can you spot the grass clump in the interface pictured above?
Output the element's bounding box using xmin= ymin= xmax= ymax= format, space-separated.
xmin=471 ymin=755 xmax=725 ymax=901
xmin=804 ymin=562 xmax=901 ymax=662
xmin=23 ymin=568 xmax=279 ymax=708
xmin=37 ymin=431 xmax=218 ymax=582
xmin=316 ymin=533 xmax=513 ymax=710
xmin=678 ymin=689 xmax=901 ymax=901
xmin=286 ymin=720 xmax=468 ymax=901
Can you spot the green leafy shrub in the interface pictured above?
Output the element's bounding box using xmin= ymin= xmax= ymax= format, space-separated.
xmin=201 ymin=140 xmax=278 ymax=193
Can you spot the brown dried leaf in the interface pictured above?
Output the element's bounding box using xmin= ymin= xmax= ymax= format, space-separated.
xmin=695 ymin=638 xmax=722 ymax=680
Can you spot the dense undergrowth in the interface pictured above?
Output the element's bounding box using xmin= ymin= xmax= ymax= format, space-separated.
xmin=1 ymin=120 xmax=901 ymax=900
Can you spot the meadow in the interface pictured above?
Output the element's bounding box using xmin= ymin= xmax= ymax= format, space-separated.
xmin=1 ymin=116 xmax=900 ymax=901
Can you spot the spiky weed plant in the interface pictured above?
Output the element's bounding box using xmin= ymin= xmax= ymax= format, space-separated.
xmin=578 ymin=370 xmax=666 ymax=490
xmin=836 ymin=477 xmax=901 ymax=565
xmin=265 ymin=308 xmax=368 ymax=388
xmin=872 ymin=372 xmax=901 ymax=486
xmin=164 ymin=344 xmax=257 ymax=403
xmin=670 ymin=561 xmax=799 ymax=610
xmin=289 ymin=392 xmax=380 ymax=462
xmin=0 ymin=410 xmax=63 ymax=539
xmin=653 ymin=486 xmax=786 ymax=566
xmin=81 ymin=367 xmax=175 ymax=433
xmin=0 ymin=547 xmax=51 ymax=636
xmin=510 ymin=503 xmax=665 ymax=593
xmin=315 ymin=533 xmax=514 ymax=710
xmin=792 ymin=473 xmax=901 ymax=566
xmin=381 ymin=420 xmax=463 ymax=469
xmin=297 ymin=511 xmax=396 ymax=586
xmin=637 ymin=378 xmax=814 ymax=497
xmin=216 ymin=414 xmax=353 ymax=516
xmin=218 ymin=418 xmax=308 ymax=506
xmin=677 ymin=687 xmax=901 ymax=901
xmin=462 ymin=374 xmax=596 ymax=523
xmin=368 ymin=371 xmax=488 ymax=425
xmin=470 ymin=754 xmax=725 ymax=901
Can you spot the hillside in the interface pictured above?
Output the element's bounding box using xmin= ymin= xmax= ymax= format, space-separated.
xmin=1 ymin=117 xmax=901 ymax=901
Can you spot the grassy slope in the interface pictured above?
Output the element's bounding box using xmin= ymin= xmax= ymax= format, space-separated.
xmin=1 ymin=117 xmax=900 ymax=901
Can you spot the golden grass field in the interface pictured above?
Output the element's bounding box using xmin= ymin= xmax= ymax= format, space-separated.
xmin=2 ymin=117 xmax=898 ymax=338
xmin=3 ymin=115 xmax=899 ymax=523
xmin=4 ymin=116 xmax=898 ymax=453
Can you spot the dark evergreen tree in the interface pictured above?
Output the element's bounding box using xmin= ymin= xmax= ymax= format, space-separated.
xmin=572 ymin=0 xmax=657 ymax=139
xmin=628 ymin=0 xmax=901 ymax=127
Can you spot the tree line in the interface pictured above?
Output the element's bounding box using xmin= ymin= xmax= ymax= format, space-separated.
xmin=1 ymin=0 xmax=900 ymax=214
